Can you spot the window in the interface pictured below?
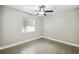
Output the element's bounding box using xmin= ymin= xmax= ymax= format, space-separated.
xmin=22 ymin=18 xmax=36 ymax=33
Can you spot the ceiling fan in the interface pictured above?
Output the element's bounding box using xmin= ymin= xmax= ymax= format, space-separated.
xmin=34 ymin=5 xmax=54 ymax=16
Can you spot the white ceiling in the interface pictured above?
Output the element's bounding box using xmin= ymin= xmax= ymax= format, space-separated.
xmin=4 ymin=5 xmax=79 ymax=16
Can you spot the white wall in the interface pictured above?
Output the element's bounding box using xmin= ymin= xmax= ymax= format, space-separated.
xmin=0 ymin=6 xmax=3 ymax=46
xmin=0 ymin=6 xmax=42 ymax=46
xmin=43 ymin=9 xmax=79 ymax=45
xmin=0 ymin=7 xmax=1 ymax=45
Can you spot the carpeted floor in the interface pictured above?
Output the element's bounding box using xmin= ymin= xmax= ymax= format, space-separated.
xmin=0 ymin=38 xmax=79 ymax=54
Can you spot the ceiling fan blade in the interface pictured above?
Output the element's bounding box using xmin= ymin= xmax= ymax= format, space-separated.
xmin=44 ymin=13 xmax=46 ymax=16
xmin=36 ymin=13 xmax=39 ymax=16
xmin=45 ymin=10 xmax=54 ymax=12
xmin=34 ymin=10 xmax=40 ymax=12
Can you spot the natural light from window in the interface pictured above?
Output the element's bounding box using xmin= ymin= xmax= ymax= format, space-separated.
xmin=22 ymin=18 xmax=36 ymax=33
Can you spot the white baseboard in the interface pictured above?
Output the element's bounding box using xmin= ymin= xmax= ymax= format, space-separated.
xmin=0 ymin=36 xmax=42 ymax=50
xmin=0 ymin=36 xmax=79 ymax=50
xmin=43 ymin=36 xmax=79 ymax=48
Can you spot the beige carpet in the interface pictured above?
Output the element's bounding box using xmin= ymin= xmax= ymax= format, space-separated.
xmin=0 ymin=38 xmax=79 ymax=54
